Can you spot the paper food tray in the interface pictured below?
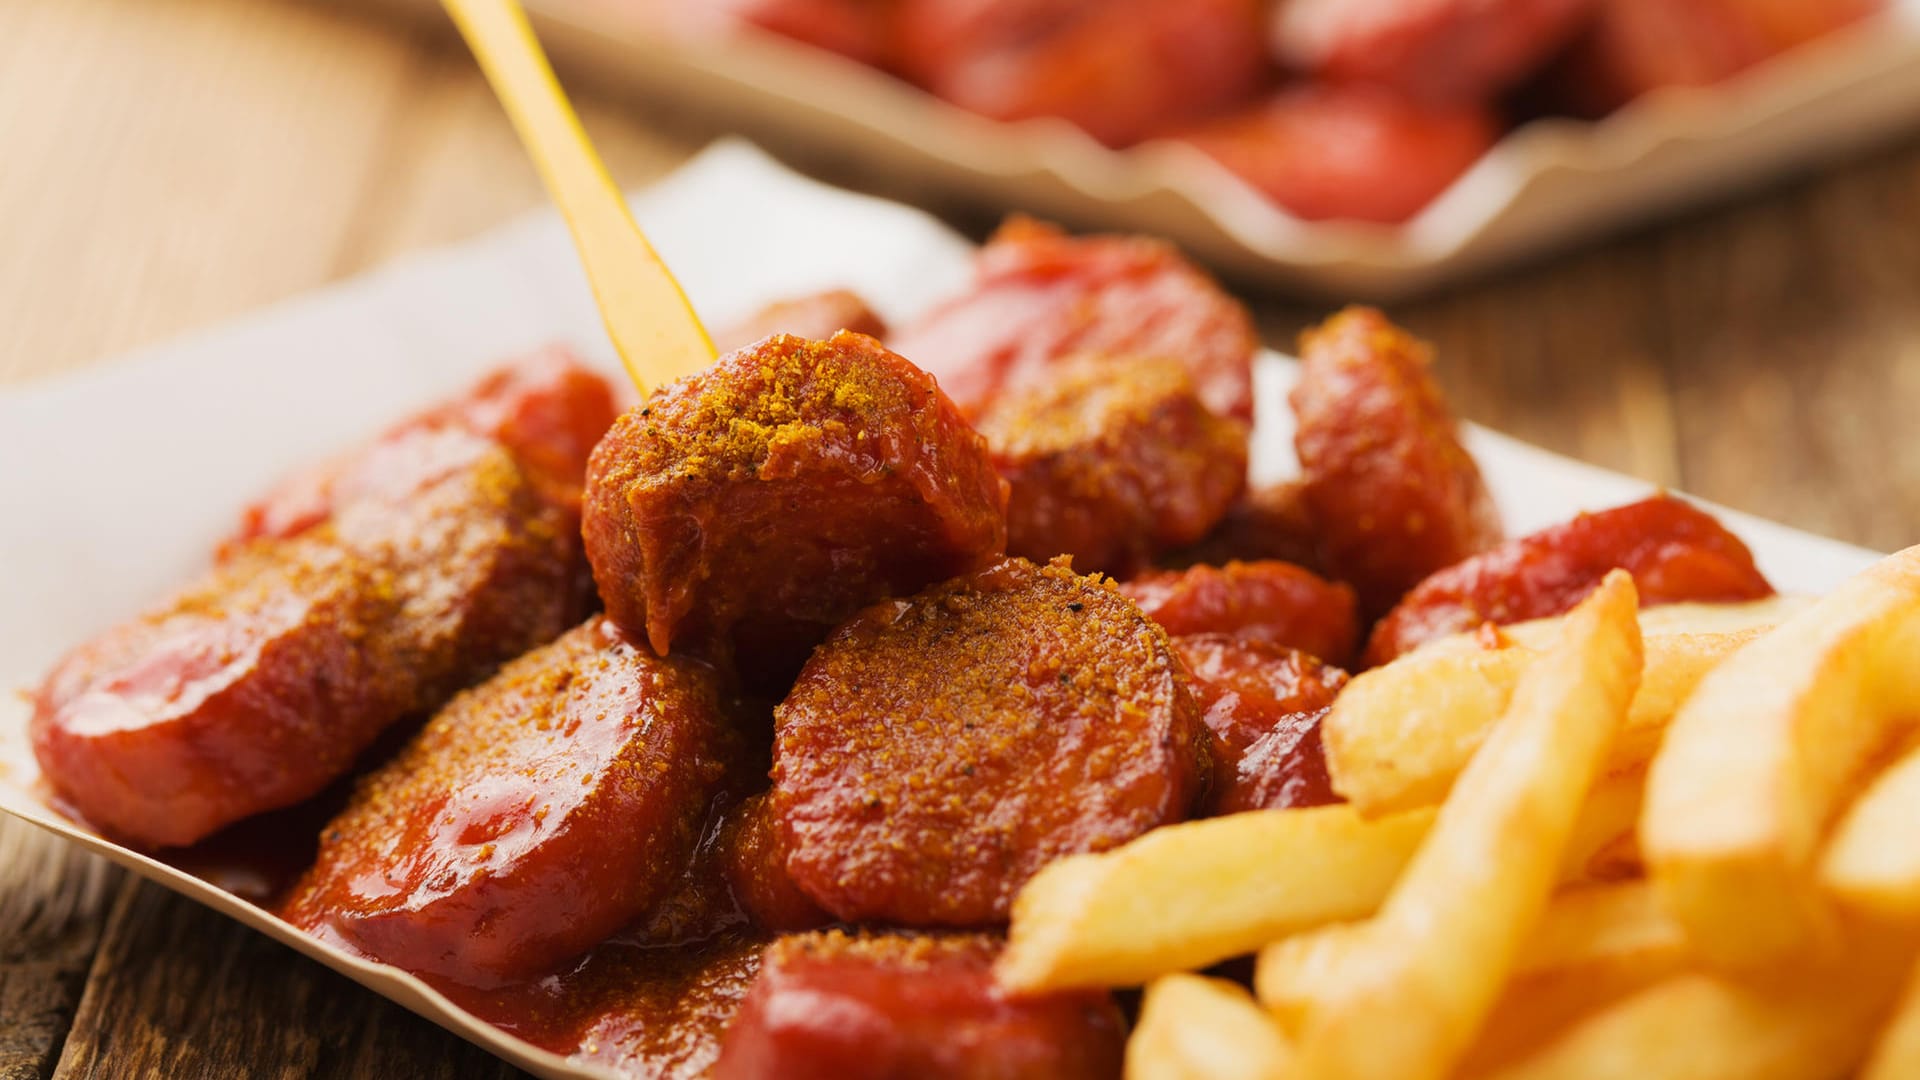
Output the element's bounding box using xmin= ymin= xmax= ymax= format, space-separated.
xmin=0 ymin=141 xmax=1884 ymax=1077
xmin=341 ymin=0 xmax=1920 ymax=298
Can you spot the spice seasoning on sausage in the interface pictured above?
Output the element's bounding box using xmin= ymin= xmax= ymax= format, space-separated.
xmin=32 ymin=428 xmax=585 ymax=848
xmin=978 ymin=354 xmax=1248 ymax=576
xmin=773 ymin=556 xmax=1205 ymax=926
xmin=583 ymin=331 xmax=1007 ymax=683
xmin=282 ymin=617 xmax=737 ymax=988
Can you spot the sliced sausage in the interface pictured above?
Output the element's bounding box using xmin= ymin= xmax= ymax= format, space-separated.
xmin=282 ymin=617 xmax=737 ymax=988
xmin=1120 ymin=559 xmax=1358 ymax=664
xmin=1291 ymin=306 xmax=1502 ymax=617
xmin=713 ymin=289 xmax=888 ymax=354
xmin=1177 ymin=84 xmax=1500 ymax=225
xmin=1274 ymin=0 xmax=1596 ymax=103
xmin=714 ymin=931 xmax=1126 ymax=1080
xmin=228 ymin=347 xmax=617 ymax=548
xmin=1173 ymin=633 xmax=1348 ymax=815
xmin=1160 ymin=480 xmax=1325 ymax=573
xmin=721 ymin=793 xmax=831 ymax=933
xmin=33 ymin=428 xmax=585 ymax=848
xmin=892 ymin=0 xmax=1267 ymax=148
xmin=1548 ymin=0 xmax=1878 ymax=116
xmin=978 ymin=355 xmax=1247 ymax=576
xmin=1364 ymin=494 xmax=1775 ymax=666
xmin=773 ymin=556 xmax=1204 ymax=926
xmin=583 ymin=331 xmax=1008 ymax=679
xmin=890 ymin=217 xmax=1258 ymax=423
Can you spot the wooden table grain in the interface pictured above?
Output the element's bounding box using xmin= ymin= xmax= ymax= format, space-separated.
xmin=4 ymin=0 xmax=1920 ymax=1075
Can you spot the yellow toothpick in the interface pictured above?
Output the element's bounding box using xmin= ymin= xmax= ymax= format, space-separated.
xmin=442 ymin=0 xmax=716 ymax=393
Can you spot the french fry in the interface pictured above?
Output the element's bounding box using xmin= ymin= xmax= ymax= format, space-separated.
xmin=1523 ymin=596 xmax=1806 ymax=643
xmin=1126 ymin=975 xmax=1293 ymax=1080
xmin=1822 ymin=738 xmax=1920 ymax=919
xmin=1459 ymin=941 xmax=1689 ymax=1077
xmin=1282 ymin=573 xmax=1644 ymax=1080
xmin=1560 ymin=767 xmax=1646 ymax=882
xmin=1861 ymin=960 xmax=1920 ymax=1080
xmin=1325 ymin=599 xmax=1787 ymax=817
xmin=1480 ymin=928 xmax=1915 ymax=1080
xmin=1258 ymin=880 xmax=1685 ymax=1030
xmin=996 ymin=805 xmax=1434 ymax=993
xmin=1643 ymin=545 xmax=1920 ymax=968
xmin=998 ymin=769 xmax=1642 ymax=994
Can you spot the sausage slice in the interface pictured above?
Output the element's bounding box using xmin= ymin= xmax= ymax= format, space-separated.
xmin=714 ymin=931 xmax=1125 ymax=1080
xmin=978 ymin=355 xmax=1247 ymax=576
xmin=583 ymin=331 xmax=1007 ymax=677
xmin=1121 ymin=559 xmax=1358 ymax=664
xmin=1291 ymin=306 xmax=1501 ymax=616
xmin=890 ymin=217 xmax=1258 ymax=422
xmin=283 ymin=618 xmax=736 ymax=988
xmin=33 ymin=428 xmax=584 ymax=848
xmin=1363 ymin=494 xmax=1775 ymax=665
xmin=773 ymin=556 xmax=1204 ymax=926
xmin=1173 ymin=633 xmax=1348 ymax=815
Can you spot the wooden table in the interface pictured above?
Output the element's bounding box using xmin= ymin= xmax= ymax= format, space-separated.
xmin=4 ymin=0 xmax=1919 ymax=1075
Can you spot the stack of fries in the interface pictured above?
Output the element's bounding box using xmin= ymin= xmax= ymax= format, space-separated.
xmin=997 ymin=546 xmax=1920 ymax=1079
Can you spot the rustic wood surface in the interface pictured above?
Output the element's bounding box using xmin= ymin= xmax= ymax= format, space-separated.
xmin=4 ymin=0 xmax=1920 ymax=1075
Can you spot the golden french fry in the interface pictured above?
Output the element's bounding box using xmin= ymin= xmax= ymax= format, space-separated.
xmin=1459 ymin=941 xmax=1689 ymax=1077
xmin=1643 ymin=545 xmax=1920 ymax=968
xmin=998 ymin=769 xmax=1641 ymax=994
xmin=1561 ymin=767 xmax=1646 ymax=883
xmin=1822 ymin=738 xmax=1920 ymax=919
xmin=1481 ymin=928 xmax=1914 ymax=1080
xmin=1254 ymin=921 xmax=1365 ymax=1032
xmin=996 ymin=805 xmax=1434 ymax=994
xmin=1325 ymin=599 xmax=1788 ymax=817
xmin=1126 ymin=975 xmax=1293 ymax=1080
xmin=1515 ymin=596 xmax=1807 ymax=644
xmin=1283 ymin=573 xmax=1644 ymax=1080
xmin=1258 ymin=880 xmax=1685 ymax=1030
xmin=1861 ymin=960 xmax=1920 ymax=1080
xmin=1323 ymin=647 xmax=1522 ymax=816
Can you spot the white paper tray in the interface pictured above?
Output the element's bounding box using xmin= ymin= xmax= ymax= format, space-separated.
xmin=0 ymin=143 xmax=1883 ymax=1077
xmin=345 ymin=0 xmax=1920 ymax=298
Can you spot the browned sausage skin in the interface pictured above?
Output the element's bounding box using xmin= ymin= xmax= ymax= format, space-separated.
xmin=227 ymin=348 xmax=617 ymax=548
xmin=282 ymin=617 xmax=738 ymax=989
xmin=1291 ymin=306 xmax=1502 ymax=617
xmin=978 ymin=354 xmax=1248 ymax=576
xmin=32 ymin=427 xmax=587 ymax=848
xmin=583 ymin=331 xmax=1008 ymax=681
xmin=891 ymin=217 xmax=1259 ymax=423
xmin=773 ymin=556 xmax=1204 ymax=927
xmin=1120 ymin=559 xmax=1358 ymax=665
xmin=714 ymin=931 xmax=1126 ymax=1080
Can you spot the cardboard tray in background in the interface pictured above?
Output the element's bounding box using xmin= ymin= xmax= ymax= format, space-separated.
xmin=0 ymin=144 xmax=1888 ymax=1077
xmin=354 ymin=0 xmax=1920 ymax=298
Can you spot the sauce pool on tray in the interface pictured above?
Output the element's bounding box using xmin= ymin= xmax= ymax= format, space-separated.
xmin=24 ymin=218 xmax=1787 ymax=1078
